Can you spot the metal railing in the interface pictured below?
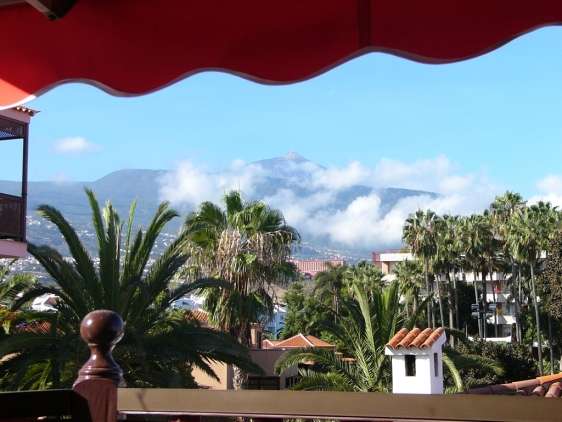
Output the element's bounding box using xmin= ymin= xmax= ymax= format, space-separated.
xmin=0 ymin=192 xmax=24 ymax=240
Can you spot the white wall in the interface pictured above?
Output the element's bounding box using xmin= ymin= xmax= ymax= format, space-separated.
xmin=390 ymin=353 xmax=443 ymax=394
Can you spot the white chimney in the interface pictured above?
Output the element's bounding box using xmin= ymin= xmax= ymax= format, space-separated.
xmin=385 ymin=327 xmax=446 ymax=394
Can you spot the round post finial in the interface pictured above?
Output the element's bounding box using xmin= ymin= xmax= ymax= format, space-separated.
xmin=74 ymin=310 xmax=124 ymax=386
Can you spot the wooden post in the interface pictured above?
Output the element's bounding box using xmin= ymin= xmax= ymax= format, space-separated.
xmin=20 ymin=123 xmax=28 ymax=242
xmin=73 ymin=310 xmax=124 ymax=422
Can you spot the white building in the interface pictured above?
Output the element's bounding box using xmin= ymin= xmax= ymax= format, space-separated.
xmin=264 ymin=304 xmax=287 ymax=337
xmin=373 ymin=250 xmax=516 ymax=340
xmin=170 ymin=294 xmax=205 ymax=310
xmin=385 ymin=327 xmax=446 ymax=394
xmin=31 ymin=294 xmax=58 ymax=312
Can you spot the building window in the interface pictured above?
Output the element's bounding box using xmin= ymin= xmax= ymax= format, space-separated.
xmin=246 ymin=376 xmax=281 ymax=390
xmin=405 ymin=355 xmax=416 ymax=376
xmin=434 ymin=353 xmax=439 ymax=377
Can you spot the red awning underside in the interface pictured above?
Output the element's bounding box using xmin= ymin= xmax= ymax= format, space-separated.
xmin=2 ymin=0 xmax=562 ymax=108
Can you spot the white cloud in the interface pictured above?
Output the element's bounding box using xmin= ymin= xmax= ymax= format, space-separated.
xmin=53 ymin=137 xmax=100 ymax=154
xmin=310 ymin=161 xmax=370 ymax=190
xmin=373 ymin=155 xmax=448 ymax=187
xmin=530 ymin=175 xmax=562 ymax=207
xmin=159 ymin=160 xmax=265 ymax=206
xmin=159 ymin=155 xmax=500 ymax=250
xmin=537 ymin=175 xmax=562 ymax=194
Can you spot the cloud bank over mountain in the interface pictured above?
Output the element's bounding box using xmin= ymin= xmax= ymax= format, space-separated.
xmin=159 ymin=153 xmax=500 ymax=250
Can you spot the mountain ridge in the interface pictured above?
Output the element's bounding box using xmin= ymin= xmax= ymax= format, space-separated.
xmin=1 ymin=154 xmax=437 ymax=260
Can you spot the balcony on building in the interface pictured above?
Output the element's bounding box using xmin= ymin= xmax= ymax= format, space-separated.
xmin=0 ymin=106 xmax=35 ymax=259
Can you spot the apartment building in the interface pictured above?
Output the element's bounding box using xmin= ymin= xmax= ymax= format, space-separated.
xmin=373 ymin=251 xmax=515 ymax=339
xmin=290 ymin=258 xmax=346 ymax=279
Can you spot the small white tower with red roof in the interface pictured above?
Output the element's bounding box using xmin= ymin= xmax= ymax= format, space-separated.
xmin=385 ymin=327 xmax=446 ymax=394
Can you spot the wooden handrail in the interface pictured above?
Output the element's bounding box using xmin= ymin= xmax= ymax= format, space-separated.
xmin=3 ymin=311 xmax=562 ymax=422
xmin=117 ymin=388 xmax=562 ymax=422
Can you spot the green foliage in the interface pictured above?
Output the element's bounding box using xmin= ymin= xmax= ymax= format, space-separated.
xmin=455 ymin=340 xmax=538 ymax=388
xmin=276 ymin=282 xmax=408 ymax=392
xmin=279 ymin=281 xmax=334 ymax=342
xmin=539 ymin=230 xmax=562 ymax=321
xmin=184 ymin=191 xmax=299 ymax=345
xmin=279 ymin=282 xmax=307 ymax=338
xmin=343 ymin=261 xmax=384 ymax=300
xmin=0 ymin=190 xmax=258 ymax=390
xmin=393 ymin=260 xmax=423 ymax=316
xmin=453 ymin=280 xmax=478 ymax=334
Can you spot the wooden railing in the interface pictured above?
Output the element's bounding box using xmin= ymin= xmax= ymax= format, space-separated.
xmin=0 ymin=310 xmax=123 ymax=422
xmin=117 ymin=388 xmax=562 ymax=422
xmin=0 ymin=192 xmax=24 ymax=240
xmin=1 ymin=310 xmax=562 ymax=422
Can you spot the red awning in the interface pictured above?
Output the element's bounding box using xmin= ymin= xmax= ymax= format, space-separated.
xmin=1 ymin=0 xmax=562 ymax=108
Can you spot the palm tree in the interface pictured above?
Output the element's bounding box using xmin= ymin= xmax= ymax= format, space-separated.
xmin=458 ymin=215 xmax=489 ymax=338
xmin=0 ymin=190 xmax=258 ymax=390
xmin=489 ymin=192 xmax=526 ymax=342
xmin=314 ymin=264 xmax=348 ymax=323
xmin=393 ymin=260 xmax=424 ymax=317
xmin=0 ymin=261 xmax=36 ymax=335
xmin=434 ymin=215 xmax=463 ymax=333
xmin=506 ymin=202 xmax=559 ymax=374
xmin=403 ymin=210 xmax=440 ymax=327
xmin=0 ymin=260 xmax=35 ymax=308
xmin=481 ymin=210 xmax=503 ymax=338
xmin=343 ymin=261 xmax=384 ymax=301
xmin=184 ymin=191 xmax=300 ymax=346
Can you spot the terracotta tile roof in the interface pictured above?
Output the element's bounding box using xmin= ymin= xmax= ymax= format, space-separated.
xmin=185 ymin=309 xmax=209 ymax=326
xmin=387 ymin=327 xmax=445 ymax=349
xmin=263 ymin=333 xmax=334 ymax=349
xmin=468 ymin=373 xmax=562 ymax=398
xmin=305 ymin=334 xmax=334 ymax=348
xmin=262 ymin=339 xmax=281 ymax=348
xmin=16 ymin=321 xmax=51 ymax=334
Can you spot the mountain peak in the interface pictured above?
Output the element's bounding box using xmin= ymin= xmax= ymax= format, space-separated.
xmin=284 ymin=151 xmax=306 ymax=161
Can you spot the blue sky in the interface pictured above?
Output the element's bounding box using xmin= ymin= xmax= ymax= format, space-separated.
xmin=3 ymin=26 xmax=562 ymax=200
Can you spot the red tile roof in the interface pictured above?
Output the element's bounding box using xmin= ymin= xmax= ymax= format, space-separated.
xmin=468 ymin=373 xmax=562 ymax=398
xmin=262 ymin=339 xmax=282 ymax=348
xmin=303 ymin=335 xmax=334 ymax=348
xmin=17 ymin=321 xmax=51 ymax=334
xmin=262 ymin=333 xmax=334 ymax=349
xmin=387 ymin=327 xmax=445 ymax=349
xmin=185 ymin=309 xmax=209 ymax=326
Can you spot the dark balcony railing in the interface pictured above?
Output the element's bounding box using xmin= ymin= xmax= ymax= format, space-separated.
xmin=1 ymin=310 xmax=562 ymax=422
xmin=0 ymin=111 xmax=28 ymax=245
xmin=0 ymin=193 xmax=24 ymax=240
